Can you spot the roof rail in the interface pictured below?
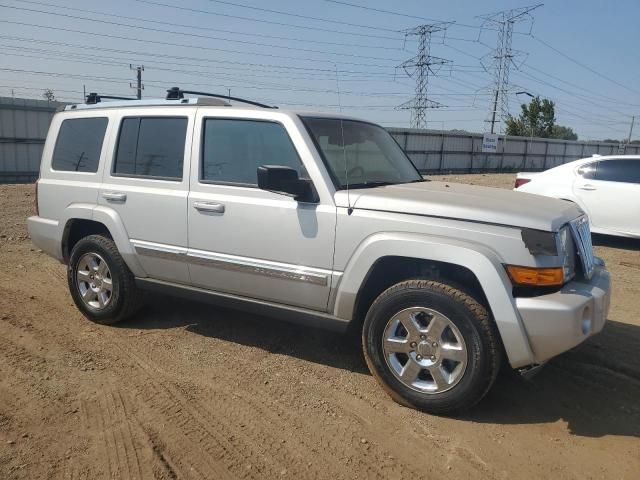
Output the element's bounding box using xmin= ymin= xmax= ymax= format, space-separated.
xmin=165 ymin=87 xmax=276 ymax=109
xmin=86 ymin=93 xmax=136 ymax=105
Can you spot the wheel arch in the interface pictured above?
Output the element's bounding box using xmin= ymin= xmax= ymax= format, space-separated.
xmin=333 ymin=232 xmax=535 ymax=368
xmin=60 ymin=204 xmax=146 ymax=277
xmin=62 ymin=218 xmax=111 ymax=263
xmin=350 ymin=256 xmax=488 ymax=334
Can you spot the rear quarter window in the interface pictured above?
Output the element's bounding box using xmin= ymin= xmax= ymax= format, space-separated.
xmin=51 ymin=117 xmax=108 ymax=172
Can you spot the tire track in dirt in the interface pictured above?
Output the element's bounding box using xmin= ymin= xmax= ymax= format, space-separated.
xmin=110 ymin=342 xmax=292 ymax=479
xmin=231 ymin=356 xmax=495 ymax=479
xmin=79 ymin=389 xmax=166 ymax=480
xmin=0 ymin=284 xmax=454 ymax=479
xmin=108 ymin=335 xmax=407 ymax=479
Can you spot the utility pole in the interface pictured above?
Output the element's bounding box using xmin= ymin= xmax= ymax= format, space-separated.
xmin=478 ymin=5 xmax=541 ymax=133
xmin=129 ymin=64 xmax=144 ymax=100
xmin=397 ymin=23 xmax=452 ymax=129
xmin=627 ymin=115 xmax=635 ymax=144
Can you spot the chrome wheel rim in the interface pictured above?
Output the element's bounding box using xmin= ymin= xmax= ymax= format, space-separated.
xmin=382 ymin=307 xmax=468 ymax=394
xmin=76 ymin=253 xmax=113 ymax=310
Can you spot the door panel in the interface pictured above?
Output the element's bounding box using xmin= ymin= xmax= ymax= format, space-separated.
xmin=99 ymin=110 xmax=195 ymax=283
xmin=573 ymin=159 xmax=640 ymax=235
xmin=187 ymin=113 xmax=337 ymax=311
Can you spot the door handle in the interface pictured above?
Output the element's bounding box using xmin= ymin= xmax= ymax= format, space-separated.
xmin=193 ymin=201 xmax=225 ymax=214
xmin=578 ymin=184 xmax=596 ymax=191
xmin=101 ymin=192 xmax=127 ymax=202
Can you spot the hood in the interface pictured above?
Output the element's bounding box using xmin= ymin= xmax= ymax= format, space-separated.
xmin=335 ymin=181 xmax=582 ymax=232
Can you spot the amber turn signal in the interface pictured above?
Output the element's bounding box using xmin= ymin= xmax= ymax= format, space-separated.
xmin=506 ymin=265 xmax=564 ymax=287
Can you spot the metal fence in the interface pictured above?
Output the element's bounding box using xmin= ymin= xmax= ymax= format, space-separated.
xmin=1 ymin=96 xmax=639 ymax=183
xmin=388 ymin=128 xmax=640 ymax=173
xmin=0 ymin=96 xmax=65 ymax=183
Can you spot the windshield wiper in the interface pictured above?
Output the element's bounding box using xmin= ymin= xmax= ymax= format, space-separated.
xmin=347 ymin=181 xmax=395 ymax=189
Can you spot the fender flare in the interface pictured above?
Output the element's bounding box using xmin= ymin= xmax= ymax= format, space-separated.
xmin=333 ymin=232 xmax=535 ymax=368
xmin=60 ymin=204 xmax=147 ymax=277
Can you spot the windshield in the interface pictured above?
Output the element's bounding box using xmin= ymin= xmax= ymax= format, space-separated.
xmin=302 ymin=117 xmax=423 ymax=189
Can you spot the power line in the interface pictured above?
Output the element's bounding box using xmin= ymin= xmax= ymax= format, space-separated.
xmin=0 ymin=4 xmax=405 ymax=63
xmin=13 ymin=0 xmax=406 ymax=51
xmin=324 ymin=0 xmax=443 ymax=22
xmin=0 ymin=44 xmax=395 ymax=82
xmin=0 ymin=35 xmax=400 ymax=77
xmin=133 ymin=0 xmax=404 ymax=41
xmin=202 ymin=0 xmax=401 ymax=33
xmin=512 ymin=69 xmax=637 ymax=118
xmin=397 ymin=23 xmax=453 ymax=129
xmin=323 ymin=0 xmax=493 ymax=32
xmin=531 ymin=34 xmax=640 ymax=96
xmin=0 ymin=19 xmax=402 ymax=70
xmin=0 ymin=65 xmax=488 ymax=101
xmin=523 ymin=64 xmax=640 ymax=107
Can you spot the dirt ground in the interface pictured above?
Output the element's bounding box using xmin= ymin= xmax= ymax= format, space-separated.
xmin=0 ymin=175 xmax=638 ymax=480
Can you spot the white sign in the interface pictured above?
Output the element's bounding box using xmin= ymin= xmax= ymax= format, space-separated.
xmin=618 ymin=143 xmax=626 ymax=154
xmin=482 ymin=133 xmax=499 ymax=153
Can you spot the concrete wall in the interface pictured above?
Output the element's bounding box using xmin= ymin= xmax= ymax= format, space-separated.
xmin=1 ymin=96 xmax=639 ymax=182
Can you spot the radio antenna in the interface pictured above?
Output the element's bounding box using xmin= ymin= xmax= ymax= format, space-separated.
xmin=335 ymin=64 xmax=353 ymax=215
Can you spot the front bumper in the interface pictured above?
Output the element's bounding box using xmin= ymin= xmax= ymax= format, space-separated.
xmin=515 ymin=261 xmax=610 ymax=364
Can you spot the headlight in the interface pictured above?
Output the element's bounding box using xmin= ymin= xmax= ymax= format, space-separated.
xmin=557 ymin=225 xmax=576 ymax=282
xmin=515 ymin=226 xmax=576 ymax=287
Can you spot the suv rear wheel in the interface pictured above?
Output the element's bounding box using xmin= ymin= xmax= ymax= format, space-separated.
xmin=68 ymin=234 xmax=142 ymax=325
xmin=362 ymin=279 xmax=502 ymax=415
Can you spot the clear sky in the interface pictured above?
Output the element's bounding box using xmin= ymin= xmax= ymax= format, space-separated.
xmin=0 ymin=0 xmax=638 ymax=140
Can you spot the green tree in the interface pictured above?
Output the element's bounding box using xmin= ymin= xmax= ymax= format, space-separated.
xmin=505 ymin=96 xmax=555 ymax=137
xmin=551 ymin=125 xmax=578 ymax=140
xmin=505 ymin=96 xmax=578 ymax=140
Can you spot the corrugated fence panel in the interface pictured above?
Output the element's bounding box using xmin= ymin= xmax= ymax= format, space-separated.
xmin=0 ymin=96 xmax=63 ymax=183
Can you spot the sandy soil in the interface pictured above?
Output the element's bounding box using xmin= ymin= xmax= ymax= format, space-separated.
xmin=0 ymin=177 xmax=638 ymax=480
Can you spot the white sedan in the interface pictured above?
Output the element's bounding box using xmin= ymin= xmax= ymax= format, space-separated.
xmin=515 ymin=155 xmax=640 ymax=238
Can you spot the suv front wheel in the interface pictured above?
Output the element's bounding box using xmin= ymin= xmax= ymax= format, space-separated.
xmin=363 ymin=279 xmax=502 ymax=415
xmin=68 ymin=234 xmax=142 ymax=325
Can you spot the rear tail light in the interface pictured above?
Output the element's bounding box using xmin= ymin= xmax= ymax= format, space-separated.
xmin=514 ymin=177 xmax=531 ymax=189
xmin=35 ymin=179 xmax=39 ymax=216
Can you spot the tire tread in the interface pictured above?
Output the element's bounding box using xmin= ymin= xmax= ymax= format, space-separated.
xmin=362 ymin=279 xmax=502 ymax=414
xmin=68 ymin=234 xmax=142 ymax=325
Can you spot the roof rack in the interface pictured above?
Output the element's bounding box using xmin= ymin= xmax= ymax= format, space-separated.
xmin=86 ymin=93 xmax=136 ymax=105
xmin=165 ymin=87 xmax=276 ymax=109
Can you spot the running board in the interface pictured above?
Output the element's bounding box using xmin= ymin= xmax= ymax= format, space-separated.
xmin=135 ymin=277 xmax=349 ymax=333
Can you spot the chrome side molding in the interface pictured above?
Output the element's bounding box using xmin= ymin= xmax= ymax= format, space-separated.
xmin=131 ymin=239 xmax=340 ymax=286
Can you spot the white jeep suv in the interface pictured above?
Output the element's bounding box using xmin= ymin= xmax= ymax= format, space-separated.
xmin=27 ymin=89 xmax=611 ymax=414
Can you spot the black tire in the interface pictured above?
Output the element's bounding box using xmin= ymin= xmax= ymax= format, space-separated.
xmin=362 ymin=279 xmax=502 ymax=415
xmin=67 ymin=234 xmax=142 ymax=325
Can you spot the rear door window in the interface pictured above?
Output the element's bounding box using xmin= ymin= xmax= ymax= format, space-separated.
xmin=113 ymin=117 xmax=187 ymax=180
xmin=595 ymin=159 xmax=640 ymax=184
xmin=51 ymin=117 xmax=108 ymax=172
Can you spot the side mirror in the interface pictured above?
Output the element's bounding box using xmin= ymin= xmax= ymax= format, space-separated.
xmin=257 ymin=165 xmax=319 ymax=203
